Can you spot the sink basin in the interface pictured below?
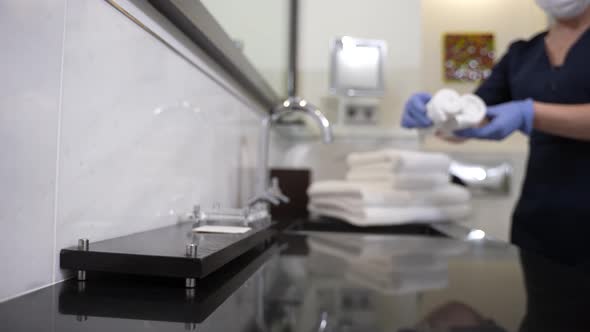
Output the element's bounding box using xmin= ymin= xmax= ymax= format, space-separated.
xmin=285 ymin=216 xmax=447 ymax=237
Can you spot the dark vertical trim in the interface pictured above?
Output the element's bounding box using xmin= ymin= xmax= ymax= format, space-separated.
xmin=287 ymin=0 xmax=299 ymax=97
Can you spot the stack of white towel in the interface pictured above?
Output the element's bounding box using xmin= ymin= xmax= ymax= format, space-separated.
xmin=308 ymin=149 xmax=471 ymax=226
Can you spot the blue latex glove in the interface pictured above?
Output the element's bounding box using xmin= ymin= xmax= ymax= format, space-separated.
xmin=455 ymin=99 xmax=535 ymax=140
xmin=401 ymin=93 xmax=433 ymax=128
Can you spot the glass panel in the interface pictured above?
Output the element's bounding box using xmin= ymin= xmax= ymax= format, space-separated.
xmin=201 ymin=0 xmax=290 ymax=98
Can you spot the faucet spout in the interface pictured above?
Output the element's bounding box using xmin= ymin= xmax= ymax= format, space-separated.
xmin=252 ymin=96 xmax=332 ymax=207
xmin=272 ymin=97 xmax=333 ymax=143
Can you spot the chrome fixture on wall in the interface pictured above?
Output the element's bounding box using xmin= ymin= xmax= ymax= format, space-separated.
xmin=450 ymin=160 xmax=512 ymax=195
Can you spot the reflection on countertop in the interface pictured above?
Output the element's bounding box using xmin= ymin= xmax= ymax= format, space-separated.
xmin=1 ymin=230 xmax=590 ymax=332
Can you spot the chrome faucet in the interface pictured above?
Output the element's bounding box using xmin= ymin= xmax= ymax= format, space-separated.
xmin=178 ymin=98 xmax=331 ymax=228
xmin=449 ymin=160 xmax=512 ymax=195
xmin=249 ymin=96 xmax=333 ymax=208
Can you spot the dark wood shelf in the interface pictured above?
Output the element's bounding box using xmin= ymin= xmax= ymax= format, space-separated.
xmin=60 ymin=221 xmax=275 ymax=280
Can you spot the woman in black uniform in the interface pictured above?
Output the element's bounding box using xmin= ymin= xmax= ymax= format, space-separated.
xmin=402 ymin=0 xmax=590 ymax=266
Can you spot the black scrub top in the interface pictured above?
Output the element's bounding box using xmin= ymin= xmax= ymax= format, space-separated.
xmin=475 ymin=29 xmax=590 ymax=266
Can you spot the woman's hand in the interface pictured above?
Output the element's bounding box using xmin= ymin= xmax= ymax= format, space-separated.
xmin=401 ymin=93 xmax=434 ymax=128
xmin=454 ymin=100 xmax=534 ymax=140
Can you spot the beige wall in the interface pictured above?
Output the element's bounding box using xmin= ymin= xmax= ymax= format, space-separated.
xmin=298 ymin=0 xmax=422 ymax=127
xmin=297 ymin=0 xmax=547 ymax=152
xmin=421 ymin=0 xmax=547 ymax=152
xmin=421 ymin=0 xmax=547 ymax=94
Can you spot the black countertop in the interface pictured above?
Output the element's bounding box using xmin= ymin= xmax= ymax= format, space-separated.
xmin=2 ymin=228 xmax=590 ymax=332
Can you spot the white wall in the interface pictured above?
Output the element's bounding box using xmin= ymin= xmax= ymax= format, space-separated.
xmin=296 ymin=0 xmax=546 ymax=149
xmin=298 ymin=0 xmax=422 ymax=127
xmin=0 ymin=0 xmax=268 ymax=302
xmin=421 ymin=0 xmax=547 ymax=95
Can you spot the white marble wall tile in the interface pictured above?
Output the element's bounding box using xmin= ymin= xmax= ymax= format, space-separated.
xmin=54 ymin=0 xmax=263 ymax=281
xmin=0 ymin=0 xmax=273 ymax=299
xmin=0 ymin=0 xmax=66 ymax=302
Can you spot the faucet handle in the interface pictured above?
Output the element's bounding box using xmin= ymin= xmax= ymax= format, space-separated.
xmin=247 ymin=191 xmax=281 ymax=207
xmin=247 ymin=177 xmax=290 ymax=207
xmin=269 ymin=177 xmax=290 ymax=204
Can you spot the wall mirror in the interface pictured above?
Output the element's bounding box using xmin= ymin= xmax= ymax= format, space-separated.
xmin=144 ymin=0 xmax=295 ymax=111
xmin=200 ymin=0 xmax=291 ymax=99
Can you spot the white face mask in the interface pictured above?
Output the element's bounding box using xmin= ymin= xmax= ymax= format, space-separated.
xmin=536 ymin=0 xmax=590 ymax=19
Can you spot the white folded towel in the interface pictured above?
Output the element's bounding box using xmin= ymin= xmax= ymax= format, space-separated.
xmin=426 ymin=89 xmax=486 ymax=135
xmin=346 ymin=149 xmax=451 ymax=173
xmin=345 ymin=171 xmax=450 ymax=190
xmin=308 ymin=181 xmax=471 ymax=207
xmin=308 ymin=203 xmax=471 ymax=227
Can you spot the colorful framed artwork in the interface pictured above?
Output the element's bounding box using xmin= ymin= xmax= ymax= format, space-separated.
xmin=443 ymin=33 xmax=495 ymax=82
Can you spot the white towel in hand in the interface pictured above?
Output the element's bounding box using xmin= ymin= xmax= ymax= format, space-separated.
xmin=308 ymin=181 xmax=471 ymax=207
xmin=308 ymin=202 xmax=471 ymax=227
xmin=345 ymin=171 xmax=450 ymax=190
xmin=346 ymin=149 xmax=451 ymax=173
xmin=426 ymin=89 xmax=486 ymax=135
